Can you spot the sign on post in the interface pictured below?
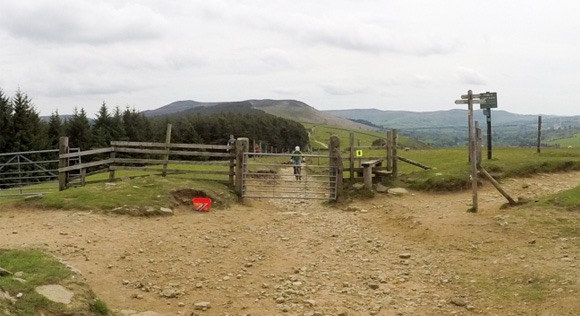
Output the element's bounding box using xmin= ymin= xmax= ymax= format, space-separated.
xmin=356 ymin=150 xmax=363 ymax=157
xmin=479 ymin=92 xmax=497 ymax=109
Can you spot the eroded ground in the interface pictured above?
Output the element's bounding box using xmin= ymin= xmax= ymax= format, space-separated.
xmin=1 ymin=171 xmax=579 ymax=316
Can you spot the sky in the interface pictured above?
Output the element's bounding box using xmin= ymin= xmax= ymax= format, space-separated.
xmin=1 ymin=0 xmax=579 ymax=118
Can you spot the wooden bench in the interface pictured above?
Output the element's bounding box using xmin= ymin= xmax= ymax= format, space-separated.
xmin=361 ymin=159 xmax=383 ymax=189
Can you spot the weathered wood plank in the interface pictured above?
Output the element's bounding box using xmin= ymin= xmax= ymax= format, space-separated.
xmin=59 ymin=147 xmax=113 ymax=158
xmin=58 ymin=159 xmax=114 ymax=172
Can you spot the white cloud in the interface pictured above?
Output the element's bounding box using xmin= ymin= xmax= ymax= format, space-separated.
xmin=0 ymin=0 xmax=579 ymax=117
xmin=0 ymin=0 xmax=167 ymax=44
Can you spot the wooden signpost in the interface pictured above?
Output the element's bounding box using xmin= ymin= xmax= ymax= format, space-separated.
xmin=455 ymin=90 xmax=515 ymax=212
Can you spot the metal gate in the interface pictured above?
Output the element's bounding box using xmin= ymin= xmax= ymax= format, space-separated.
xmin=241 ymin=152 xmax=338 ymax=200
xmin=0 ymin=149 xmax=59 ymax=197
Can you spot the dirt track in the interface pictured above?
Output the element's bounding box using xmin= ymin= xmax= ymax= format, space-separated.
xmin=1 ymin=170 xmax=579 ymax=316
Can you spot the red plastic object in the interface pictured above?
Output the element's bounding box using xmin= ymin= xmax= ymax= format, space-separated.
xmin=192 ymin=197 xmax=212 ymax=212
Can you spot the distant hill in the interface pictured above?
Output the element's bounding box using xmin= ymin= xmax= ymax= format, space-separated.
xmin=141 ymin=99 xmax=373 ymax=130
xmin=325 ymin=108 xmax=580 ymax=147
xmin=324 ymin=109 xmax=580 ymax=129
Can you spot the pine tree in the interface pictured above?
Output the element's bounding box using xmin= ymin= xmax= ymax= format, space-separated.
xmin=11 ymin=89 xmax=47 ymax=152
xmin=92 ymin=102 xmax=113 ymax=147
xmin=0 ymin=88 xmax=14 ymax=152
xmin=47 ymin=110 xmax=64 ymax=148
xmin=110 ymin=106 xmax=126 ymax=141
xmin=65 ymin=107 xmax=92 ymax=150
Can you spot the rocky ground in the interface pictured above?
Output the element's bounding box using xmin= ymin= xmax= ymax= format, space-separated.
xmin=1 ymin=170 xmax=579 ymax=316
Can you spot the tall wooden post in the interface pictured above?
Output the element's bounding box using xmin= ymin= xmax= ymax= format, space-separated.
xmin=109 ymin=142 xmax=116 ymax=182
xmin=467 ymin=90 xmax=478 ymax=212
xmin=162 ymin=124 xmax=172 ymax=177
xmin=58 ymin=137 xmax=69 ymax=191
xmin=537 ymin=116 xmax=542 ymax=154
xmin=386 ymin=130 xmax=392 ymax=172
xmin=235 ymin=138 xmax=249 ymax=197
xmin=391 ymin=129 xmax=398 ymax=177
xmin=349 ymin=132 xmax=355 ymax=183
xmin=329 ymin=135 xmax=343 ymax=201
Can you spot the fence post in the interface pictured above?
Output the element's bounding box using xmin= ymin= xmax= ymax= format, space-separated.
xmin=235 ymin=138 xmax=249 ymax=197
xmin=391 ymin=129 xmax=398 ymax=177
xmin=162 ymin=124 xmax=172 ymax=177
xmin=537 ymin=116 xmax=542 ymax=154
xmin=58 ymin=137 xmax=69 ymax=191
xmin=109 ymin=142 xmax=116 ymax=182
xmin=386 ymin=130 xmax=392 ymax=172
xmin=349 ymin=132 xmax=354 ymax=183
xmin=329 ymin=135 xmax=343 ymax=201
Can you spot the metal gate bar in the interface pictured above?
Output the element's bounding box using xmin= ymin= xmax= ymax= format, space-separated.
xmin=241 ymin=152 xmax=338 ymax=200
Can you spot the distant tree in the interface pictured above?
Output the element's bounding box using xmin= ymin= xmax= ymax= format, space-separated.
xmin=110 ymin=106 xmax=126 ymax=141
xmin=65 ymin=107 xmax=92 ymax=150
xmin=0 ymin=88 xmax=13 ymax=152
xmin=91 ymin=102 xmax=113 ymax=147
xmin=47 ymin=110 xmax=64 ymax=148
xmin=10 ymin=89 xmax=47 ymax=152
xmin=123 ymin=107 xmax=152 ymax=142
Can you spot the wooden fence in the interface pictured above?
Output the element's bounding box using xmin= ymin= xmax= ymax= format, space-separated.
xmin=57 ymin=128 xmax=406 ymax=197
xmin=58 ymin=125 xmax=235 ymax=190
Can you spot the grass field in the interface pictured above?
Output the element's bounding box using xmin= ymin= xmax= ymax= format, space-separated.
xmin=548 ymin=132 xmax=580 ymax=148
xmin=303 ymin=123 xmax=429 ymax=150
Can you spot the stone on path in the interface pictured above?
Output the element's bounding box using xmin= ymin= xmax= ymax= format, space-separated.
xmin=35 ymin=284 xmax=74 ymax=304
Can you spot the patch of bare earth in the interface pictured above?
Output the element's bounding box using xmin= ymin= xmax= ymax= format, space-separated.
xmin=1 ymin=171 xmax=579 ymax=315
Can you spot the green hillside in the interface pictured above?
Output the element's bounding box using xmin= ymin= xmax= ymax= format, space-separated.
xmin=304 ymin=123 xmax=429 ymax=150
xmin=548 ymin=133 xmax=580 ymax=148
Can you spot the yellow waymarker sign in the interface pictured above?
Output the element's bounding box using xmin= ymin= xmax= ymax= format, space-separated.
xmin=356 ymin=150 xmax=363 ymax=157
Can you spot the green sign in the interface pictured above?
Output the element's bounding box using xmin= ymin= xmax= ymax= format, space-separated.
xmin=479 ymin=92 xmax=497 ymax=109
xmin=356 ymin=150 xmax=363 ymax=157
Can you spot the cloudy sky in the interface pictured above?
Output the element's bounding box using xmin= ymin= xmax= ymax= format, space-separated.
xmin=1 ymin=0 xmax=579 ymax=117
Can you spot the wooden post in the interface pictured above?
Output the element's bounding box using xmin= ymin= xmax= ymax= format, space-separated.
xmin=235 ymin=138 xmax=249 ymax=197
xmin=537 ymin=116 xmax=542 ymax=154
xmin=109 ymin=141 xmax=116 ymax=182
xmin=386 ymin=130 xmax=392 ymax=172
xmin=58 ymin=137 xmax=69 ymax=191
xmin=391 ymin=129 xmax=398 ymax=177
xmin=329 ymin=135 xmax=343 ymax=201
xmin=467 ymin=90 xmax=478 ymax=212
xmin=229 ymin=143 xmax=235 ymax=185
xmin=80 ymin=168 xmax=86 ymax=187
xmin=363 ymin=164 xmax=372 ymax=190
xmin=162 ymin=124 xmax=172 ymax=177
xmin=478 ymin=166 xmax=517 ymax=206
xmin=349 ymin=132 xmax=355 ymax=183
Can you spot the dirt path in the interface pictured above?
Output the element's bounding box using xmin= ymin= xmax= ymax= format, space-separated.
xmin=1 ymin=172 xmax=579 ymax=315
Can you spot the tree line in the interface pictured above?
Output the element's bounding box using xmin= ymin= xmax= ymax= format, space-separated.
xmin=0 ymin=88 xmax=309 ymax=156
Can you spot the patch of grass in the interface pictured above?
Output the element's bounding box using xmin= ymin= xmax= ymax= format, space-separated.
xmin=396 ymin=147 xmax=580 ymax=191
xmin=90 ymin=298 xmax=110 ymax=315
xmin=543 ymin=186 xmax=580 ymax=212
xmin=9 ymin=174 xmax=237 ymax=213
xmin=0 ymin=248 xmax=109 ymax=315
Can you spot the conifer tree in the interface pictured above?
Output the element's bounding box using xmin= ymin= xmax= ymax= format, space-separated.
xmin=65 ymin=107 xmax=92 ymax=150
xmin=11 ymin=89 xmax=47 ymax=152
xmin=92 ymin=102 xmax=113 ymax=147
xmin=47 ymin=110 xmax=64 ymax=148
xmin=0 ymin=89 xmax=13 ymax=152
